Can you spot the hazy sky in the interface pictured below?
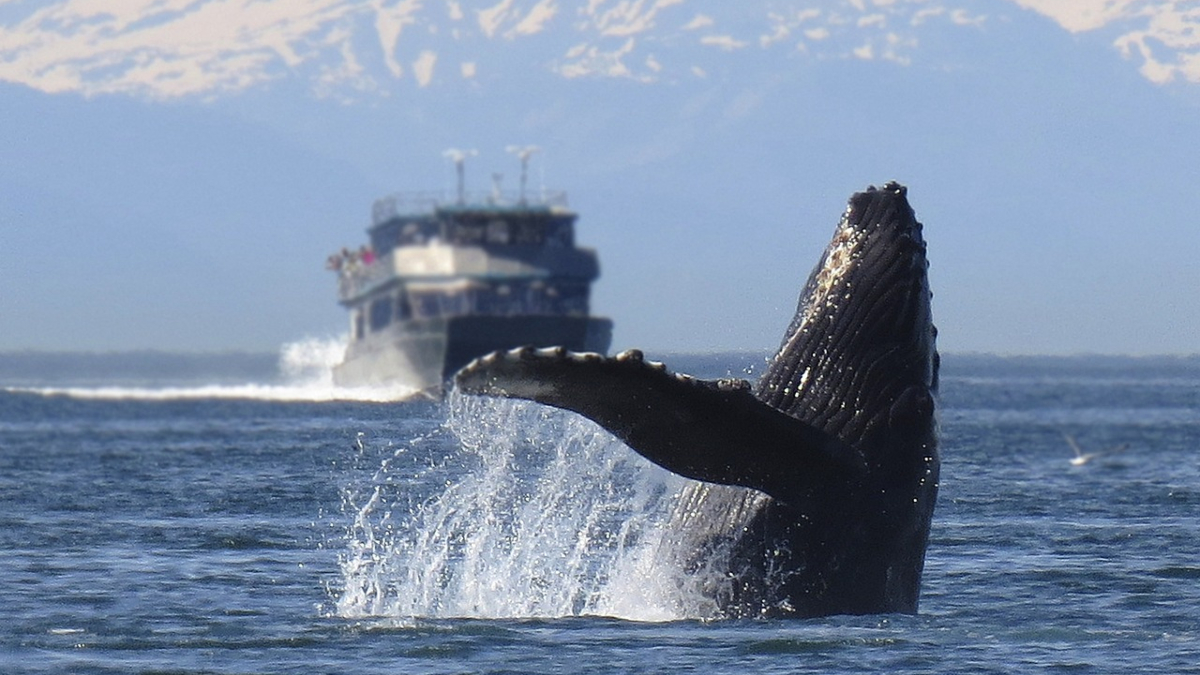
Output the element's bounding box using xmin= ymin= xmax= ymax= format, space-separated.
xmin=2 ymin=0 xmax=1199 ymax=356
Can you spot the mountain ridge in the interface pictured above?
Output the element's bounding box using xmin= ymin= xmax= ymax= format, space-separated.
xmin=7 ymin=1 xmax=1196 ymax=100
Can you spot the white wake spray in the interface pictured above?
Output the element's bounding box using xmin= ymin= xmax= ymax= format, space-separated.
xmin=7 ymin=337 xmax=417 ymax=402
xmin=335 ymin=391 xmax=763 ymax=622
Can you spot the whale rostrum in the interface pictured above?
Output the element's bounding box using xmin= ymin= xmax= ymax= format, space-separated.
xmin=454 ymin=182 xmax=939 ymax=618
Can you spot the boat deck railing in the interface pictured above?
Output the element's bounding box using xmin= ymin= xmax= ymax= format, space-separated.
xmin=372 ymin=190 xmax=569 ymax=226
xmin=337 ymin=254 xmax=393 ymax=302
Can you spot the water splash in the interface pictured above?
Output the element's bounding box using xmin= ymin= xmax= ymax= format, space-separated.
xmin=335 ymin=391 xmax=766 ymax=622
xmin=279 ymin=335 xmax=350 ymax=386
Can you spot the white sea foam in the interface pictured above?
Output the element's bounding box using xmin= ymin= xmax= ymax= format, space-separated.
xmin=17 ymin=381 xmax=415 ymax=403
xmin=6 ymin=337 xmax=419 ymax=403
xmin=334 ymin=392 xmax=753 ymax=622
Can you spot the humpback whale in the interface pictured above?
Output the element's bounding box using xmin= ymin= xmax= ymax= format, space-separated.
xmin=454 ymin=182 xmax=939 ymax=618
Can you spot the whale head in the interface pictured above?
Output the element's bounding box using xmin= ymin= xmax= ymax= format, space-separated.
xmin=757 ymin=181 xmax=938 ymax=465
xmin=741 ymin=181 xmax=939 ymax=616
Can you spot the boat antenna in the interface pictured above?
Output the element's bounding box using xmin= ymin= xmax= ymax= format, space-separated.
xmin=490 ymin=173 xmax=503 ymax=204
xmin=506 ymin=145 xmax=540 ymax=205
xmin=442 ymin=148 xmax=477 ymax=205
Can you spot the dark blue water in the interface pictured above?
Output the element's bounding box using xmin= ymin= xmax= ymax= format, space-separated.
xmin=2 ymin=354 xmax=1198 ymax=673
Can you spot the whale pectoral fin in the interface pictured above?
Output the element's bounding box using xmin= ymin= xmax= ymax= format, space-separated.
xmin=453 ymin=348 xmax=861 ymax=502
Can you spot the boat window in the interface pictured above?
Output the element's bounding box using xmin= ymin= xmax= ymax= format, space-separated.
xmin=399 ymin=222 xmax=421 ymax=246
xmin=555 ymin=283 xmax=589 ymax=316
xmin=511 ymin=220 xmax=541 ymax=245
xmin=434 ymin=293 xmax=460 ymax=317
xmin=486 ymin=220 xmax=510 ymax=245
xmin=412 ymin=292 xmax=440 ymax=319
xmin=395 ymin=291 xmax=411 ymax=321
xmin=545 ymin=218 xmax=574 ymax=247
xmin=369 ymin=297 xmax=393 ymax=332
xmin=451 ymin=222 xmax=485 ymax=245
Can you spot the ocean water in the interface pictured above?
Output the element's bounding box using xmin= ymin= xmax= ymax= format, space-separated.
xmin=1 ymin=345 xmax=1198 ymax=674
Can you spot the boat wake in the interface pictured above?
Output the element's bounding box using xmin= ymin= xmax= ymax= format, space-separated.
xmin=333 ymin=391 xmax=751 ymax=623
xmin=3 ymin=337 xmax=420 ymax=403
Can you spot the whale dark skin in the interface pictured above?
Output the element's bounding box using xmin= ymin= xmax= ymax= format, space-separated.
xmin=454 ymin=182 xmax=939 ymax=618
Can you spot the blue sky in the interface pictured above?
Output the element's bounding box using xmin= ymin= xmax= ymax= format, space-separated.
xmin=2 ymin=1 xmax=1199 ymax=356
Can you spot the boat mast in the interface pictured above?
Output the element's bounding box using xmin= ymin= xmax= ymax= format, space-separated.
xmin=442 ymin=148 xmax=477 ymax=206
xmin=506 ymin=145 xmax=539 ymax=206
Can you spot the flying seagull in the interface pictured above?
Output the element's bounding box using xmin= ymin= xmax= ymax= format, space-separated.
xmin=1064 ymin=433 xmax=1128 ymax=466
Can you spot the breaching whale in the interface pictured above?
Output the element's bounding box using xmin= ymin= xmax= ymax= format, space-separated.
xmin=454 ymin=182 xmax=939 ymax=618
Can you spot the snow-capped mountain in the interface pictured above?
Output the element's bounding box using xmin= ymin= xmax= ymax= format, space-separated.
xmin=2 ymin=1 xmax=1197 ymax=99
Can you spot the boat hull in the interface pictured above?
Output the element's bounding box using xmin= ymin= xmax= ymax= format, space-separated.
xmin=332 ymin=315 xmax=613 ymax=391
